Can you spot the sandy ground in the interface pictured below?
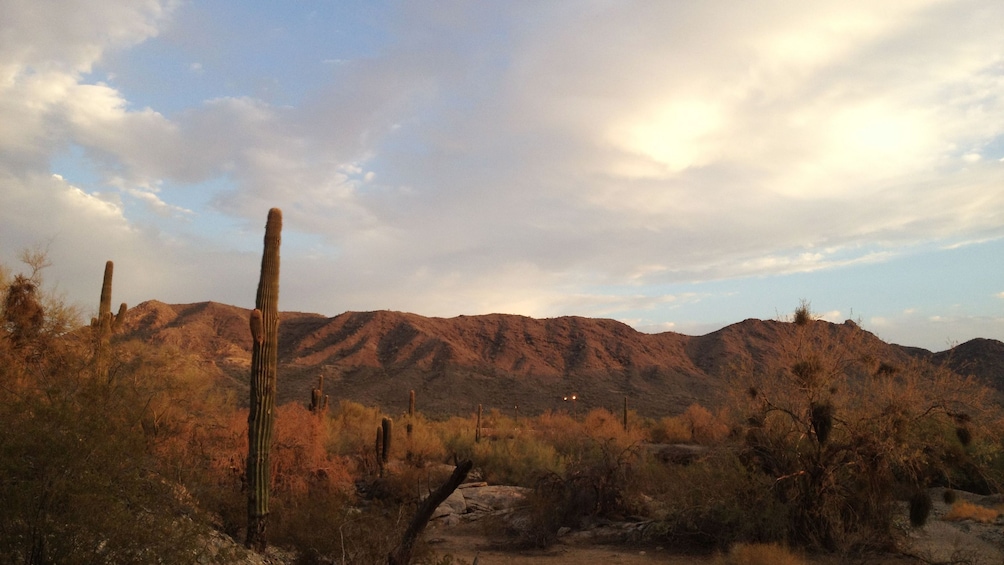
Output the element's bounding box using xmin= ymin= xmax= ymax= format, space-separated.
xmin=423 ymin=488 xmax=1004 ymax=565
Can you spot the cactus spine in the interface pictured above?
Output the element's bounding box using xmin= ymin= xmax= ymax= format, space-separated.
xmin=246 ymin=208 xmax=281 ymax=552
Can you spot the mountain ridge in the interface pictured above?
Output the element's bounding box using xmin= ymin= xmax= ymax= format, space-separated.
xmin=117 ymin=300 xmax=1004 ymax=418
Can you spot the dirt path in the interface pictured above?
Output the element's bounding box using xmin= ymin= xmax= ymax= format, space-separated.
xmin=425 ymin=488 xmax=1004 ymax=565
xmin=428 ymin=529 xmax=704 ymax=564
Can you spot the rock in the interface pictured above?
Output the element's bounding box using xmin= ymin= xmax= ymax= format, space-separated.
xmin=433 ymin=488 xmax=468 ymax=518
xmin=458 ymin=481 xmax=489 ymax=489
xmin=461 ymin=485 xmax=531 ymax=513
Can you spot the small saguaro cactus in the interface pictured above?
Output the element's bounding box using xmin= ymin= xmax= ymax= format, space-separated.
xmin=309 ymin=374 xmax=328 ymax=414
xmin=246 ymin=208 xmax=282 ymax=553
xmin=407 ymin=389 xmax=415 ymax=438
xmin=475 ymin=404 xmax=483 ymax=443
xmin=381 ymin=417 xmax=393 ymax=463
xmin=376 ymin=426 xmax=385 ymax=476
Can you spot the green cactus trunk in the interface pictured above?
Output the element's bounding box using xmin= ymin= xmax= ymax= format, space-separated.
xmin=381 ymin=417 xmax=393 ymax=463
xmin=246 ymin=208 xmax=282 ymax=553
xmin=310 ymin=374 xmax=327 ymax=414
xmin=407 ymin=389 xmax=415 ymax=438
xmin=376 ymin=426 xmax=384 ymax=476
xmin=92 ymin=260 xmax=127 ymax=378
xmin=475 ymin=404 xmax=482 ymax=443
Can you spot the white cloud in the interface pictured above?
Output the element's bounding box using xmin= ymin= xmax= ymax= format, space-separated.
xmin=818 ymin=310 xmax=843 ymax=323
xmin=1 ymin=0 xmax=1003 ymax=351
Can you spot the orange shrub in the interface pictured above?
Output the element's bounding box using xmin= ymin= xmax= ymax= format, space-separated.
xmin=272 ymin=403 xmax=353 ymax=495
xmin=683 ymin=403 xmax=730 ymax=444
xmin=942 ymin=501 xmax=999 ymax=523
xmin=650 ymin=415 xmax=692 ymax=443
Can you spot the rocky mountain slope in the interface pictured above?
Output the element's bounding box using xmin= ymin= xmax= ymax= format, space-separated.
xmin=118 ymin=300 xmax=1003 ymax=418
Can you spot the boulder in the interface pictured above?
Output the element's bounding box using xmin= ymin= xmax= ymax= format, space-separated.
xmin=433 ymin=488 xmax=468 ymax=518
xmin=460 ymin=485 xmax=530 ymax=513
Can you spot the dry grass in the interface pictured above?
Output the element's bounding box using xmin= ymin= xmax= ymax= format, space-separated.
xmin=714 ymin=542 xmax=805 ymax=565
xmin=942 ymin=501 xmax=999 ymax=523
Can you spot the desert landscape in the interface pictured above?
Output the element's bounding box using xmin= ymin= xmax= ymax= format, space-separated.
xmin=4 ymin=254 xmax=1004 ymax=564
xmin=4 ymin=1 xmax=1004 ymax=563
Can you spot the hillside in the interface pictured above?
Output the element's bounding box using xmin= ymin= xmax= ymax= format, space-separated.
xmin=118 ymin=300 xmax=1003 ymax=418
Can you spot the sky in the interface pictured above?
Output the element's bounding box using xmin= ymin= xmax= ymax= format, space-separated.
xmin=1 ymin=0 xmax=1002 ymax=352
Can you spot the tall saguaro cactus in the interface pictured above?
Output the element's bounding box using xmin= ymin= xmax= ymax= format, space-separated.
xmin=91 ymin=260 xmax=127 ymax=378
xmin=246 ymin=208 xmax=282 ymax=552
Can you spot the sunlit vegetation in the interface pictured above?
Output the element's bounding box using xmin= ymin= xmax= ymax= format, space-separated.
xmin=942 ymin=501 xmax=1000 ymax=523
xmin=1 ymin=254 xmax=1003 ymax=562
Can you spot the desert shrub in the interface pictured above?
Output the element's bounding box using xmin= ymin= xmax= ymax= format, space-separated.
xmin=581 ymin=407 xmax=646 ymax=447
xmin=714 ymin=542 xmax=805 ymax=565
xmin=792 ymin=299 xmax=813 ymax=326
xmin=473 ymin=434 xmax=565 ymax=486
xmin=0 ymin=255 xmax=237 ymax=562
xmin=504 ymin=432 xmax=645 ymax=547
xmin=403 ymin=413 xmax=447 ymax=466
xmin=533 ymin=410 xmax=582 ymax=453
xmin=646 ymin=450 xmax=789 ymax=549
xmin=648 ymin=414 xmax=694 ymax=443
xmin=728 ymin=303 xmax=999 ymax=551
xmin=0 ymin=378 xmax=213 ymax=563
xmin=273 ymin=493 xmax=410 ymax=565
xmin=942 ymin=501 xmax=999 ymax=523
xmin=328 ymin=400 xmax=386 ymax=458
xmin=437 ymin=415 xmax=479 ymax=463
xmin=0 ymin=334 xmax=213 ymax=561
xmin=683 ymin=403 xmax=731 ymax=444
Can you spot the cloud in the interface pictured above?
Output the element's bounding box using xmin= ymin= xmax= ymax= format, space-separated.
xmin=1 ymin=0 xmax=1003 ymax=345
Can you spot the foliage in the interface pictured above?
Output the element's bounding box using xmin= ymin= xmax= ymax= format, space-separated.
xmin=728 ymin=303 xmax=998 ymax=551
xmin=644 ymin=451 xmax=790 ymax=549
xmin=942 ymin=501 xmax=999 ymax=523
xmin=0 ymin=257 xmax=213 ymax=563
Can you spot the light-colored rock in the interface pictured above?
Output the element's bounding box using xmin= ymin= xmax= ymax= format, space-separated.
xmin=433 ymin=488 xmax=468 ymax=518
xmin=460 ymin=485 xmax=530 ymax=513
